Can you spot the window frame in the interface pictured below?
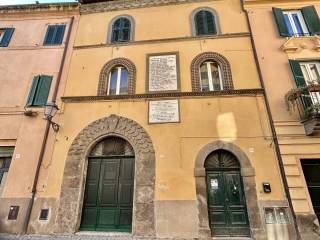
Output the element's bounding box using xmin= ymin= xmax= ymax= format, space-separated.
xmin=299 ymin=61 xmax=320 ymax=105
xmin=283 ymin=10 xmax=309 ymax=36
xmin=190 ymin=7 xmax=220 ymax=37
xmin=0 ymin=28 xmax=15 ymax=47
xmin=200 ymin=61 xmax=223 ymax=91
xmin=108 ymin=15 xmax=135 ymax=44
xmin=107 ymin=66 xmax=129 ymax=95
xmin=43 ymin=24 xmax=66 ymax=46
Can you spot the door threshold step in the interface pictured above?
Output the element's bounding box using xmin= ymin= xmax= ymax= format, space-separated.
xmin=211 ymin=237 xmax=253 ymax=240
xmin=76 ymin=231 xmax=131 ymax=237
xmin=212 ymin=238 xmax=252 ymax=240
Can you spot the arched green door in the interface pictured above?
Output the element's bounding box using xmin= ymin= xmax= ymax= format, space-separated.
xmin=205 ymin=150 xmax=250 ymax=237
xmin=80 ymin=137 xmax=135 ymax=232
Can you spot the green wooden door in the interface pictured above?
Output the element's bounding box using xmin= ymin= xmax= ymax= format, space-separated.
xmin=80 ymin=157 xmax=134 ymax=232
xmin=206 ymin=170 xmax=250 ymax=237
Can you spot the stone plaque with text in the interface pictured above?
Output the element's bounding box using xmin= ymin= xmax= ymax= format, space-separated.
xmin=148 ymin=53 xmax=179 ymax=92
xmin=149 ymin=100 xmax=180 ymax=124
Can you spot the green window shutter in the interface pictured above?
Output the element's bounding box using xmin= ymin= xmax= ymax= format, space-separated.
xmin=33 ymin=75 xmax=52 ymax=106
xmin=0 ymin=28 xmax=15 ymax=47
xmin=301 ymin=6 xmax=320 ymax=35
xmin=272 ymin=7 xmax=290 ymax=37
xmin=289 ymin=60 xmax=313 ymax=110
xmin=26 ymin=75 xmax=40 ymax=106
xmin=44 ymin=25 xmax=56 ymax=45
xmin=55 ymin=25 xmax=65 ymax=44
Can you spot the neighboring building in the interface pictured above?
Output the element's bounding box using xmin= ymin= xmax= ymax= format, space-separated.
xmin=243 ymin=0 xmax=320 ymax=239
xmin=33 ymin=0 xmax=297 ymax=239
xmin=0 ymin=3 xmax=79 ymax=234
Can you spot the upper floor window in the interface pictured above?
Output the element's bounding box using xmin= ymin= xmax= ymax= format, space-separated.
xmin=0 ymin=147 xmax=14 ymax=197
xmin=26 ymin=75 xmax=52 ymax=107
xmin=107 ymin=66 xmax=129 ymax=95
xmin=273 ymin=6 xmax=320 ymax=37
xmin=111 ymin=17 xmax=132 ymax=43
xmin=0 ymin=28 xmax=14 ymax=47
xmin=193 ymin=9 xmax=218 ymax=36
xmin=98 ymin=58 xmax=136 ymax=96
xmin=191 ymin=52 xmax=233 ymax=92
xmin=289 ymin=60 xmax=320 ymax=110
xmin=44 ymin=24 xmax=66 ymax=45
xmin=283 ymin=10 xmax=309 ymax=36
xmin=200 ymin=61 xmax=222 ymax=91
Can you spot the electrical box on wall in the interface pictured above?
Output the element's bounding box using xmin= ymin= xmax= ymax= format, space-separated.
xmin=263 ymin=182 xmax=271 ymax=193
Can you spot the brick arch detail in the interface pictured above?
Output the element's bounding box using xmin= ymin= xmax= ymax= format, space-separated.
xmin=191 ymin=52 xmax=233 ymax=91
xmin=194 ymin=140 xmax=264 ymax=239
xmin=55 ymin=114 xmax=155 ymax=236
xmin=98 ymin=58 xmax=136 ymax=96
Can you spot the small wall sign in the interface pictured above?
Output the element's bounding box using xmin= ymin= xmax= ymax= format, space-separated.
xmin=149 ymin=99 xmax=180 ymax=124
xmin=211 ymin=179 xmax=219 ymax=190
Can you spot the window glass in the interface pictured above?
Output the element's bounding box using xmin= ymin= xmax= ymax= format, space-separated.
xmin=210 ymin=62 xmax=222 ymax=91
xmin=283 ymin=11 xmax=309 ymax=36
xmin=108 ymin=66 xmax=129 ymax=95
xmin=112 ymin=18 xmax=131 ymax=42
xmin=195 ymin=10 xmax=217 ymax=36
xmin=120 ymin=68 xmax=128 ymax=94
xmin=0 ymin=30 xmax=5 ymax=42
xmin=284 ymin=14 xmax=294 ymax=36
xmin=200 ymin=61 xmax=222 ymax=91
xmin=108 ymin=68 xmax=118 ymax=95
xmin=300 ymin=62 xmax=320 ymax=105
xmin=200 ymin=64 xmax=210 ymax=91
xmin=292 ymin=14 xmax=304 ymax=36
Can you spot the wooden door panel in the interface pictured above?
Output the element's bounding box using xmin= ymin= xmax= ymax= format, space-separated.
xmin=119 ymin=183 xmax=133 ymax=206
xmin=100 ymin=183 xmax=118 ymax=206
xmin=119 ymin=208 xmax=132 ymax=226
xmin=206 ymin=170 xmax=250 ymax=237
xmin=81 ymin=156 xmax=134 ymax=232
xmin=80 ymin=207 xmax=97 ymax=229
xmin=97 ymin=209 xmax=117 ymax=226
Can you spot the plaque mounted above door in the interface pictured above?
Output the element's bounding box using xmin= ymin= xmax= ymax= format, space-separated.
xmin=146 ymin=52 xmax=180 ymax=92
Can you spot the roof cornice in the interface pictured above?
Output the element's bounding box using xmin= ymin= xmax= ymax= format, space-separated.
xmin=0 ymin=2 xmax=79 ymax=14
xmin=80 ymin=0 xmax=219 ymax=14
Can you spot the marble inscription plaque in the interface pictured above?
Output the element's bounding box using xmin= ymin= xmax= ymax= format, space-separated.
xmin=148 ymin=54 xmax=178 ymax=92
xmin=149 ymin=100 xmax=180 ymax=123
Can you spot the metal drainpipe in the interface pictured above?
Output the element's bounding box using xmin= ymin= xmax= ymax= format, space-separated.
xmin=240 ymin=1 xmax=301 ymax=239
xmin=22 ymin=16 xmax=74 ymax=234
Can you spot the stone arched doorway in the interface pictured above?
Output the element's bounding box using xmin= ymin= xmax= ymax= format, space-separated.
xmin=55 ymin=115 xmax=156 ymax=237
xmin=80 ymin=136 xmax=135 ymax=232
xmin=194 ymin=140 xmax=264 ymax=239
xmin=204 ymin=149 xmax=250 ymax=237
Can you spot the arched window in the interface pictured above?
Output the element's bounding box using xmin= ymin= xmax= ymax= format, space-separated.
xmin=98 ymin=58 xmax=136 ymax=96
xmin=200 ymin=61 xmax=223 ymax=91
xmin=107 ymin=66 xmax=128 ymax=95
xmin=111 ymin=17 xmax=131 ymax=42
xmin=195 ymin=10 xmax=217 ymax=36
xmin=191 ymin=52 xmax=233 ymax=92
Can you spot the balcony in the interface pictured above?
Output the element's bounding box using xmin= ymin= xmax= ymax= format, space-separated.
xmin=285 ymin=84 xmax=320 ymax=136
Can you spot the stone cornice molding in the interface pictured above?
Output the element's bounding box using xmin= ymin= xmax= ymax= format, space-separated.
xmin=61 ymin=89 xmax=264 ymax=103
xmin=80 ymin=0 xmax=221 ymax=14
xmin=0 ymin=3 xmax=79 ymax=15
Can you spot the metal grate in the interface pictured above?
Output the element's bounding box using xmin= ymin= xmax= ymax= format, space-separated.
xmin=204 ymin=150 xmax=240 ymax=169
xmin=90 ymin=137 xmax=134 ymax=156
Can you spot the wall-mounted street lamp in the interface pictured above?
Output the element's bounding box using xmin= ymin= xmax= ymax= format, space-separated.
xmin=44 ymin=102 xmax=60 ymax=132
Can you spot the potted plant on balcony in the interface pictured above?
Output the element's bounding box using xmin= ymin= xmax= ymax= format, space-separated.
xmin=284 ymin=87 xmax=304 ymax=111
xmin=305 ymin=103 xmax=320 ymax=117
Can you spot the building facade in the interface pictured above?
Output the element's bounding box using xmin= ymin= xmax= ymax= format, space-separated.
xmin=31 ymin=0 xmax=297 ymax=239
xmin=0 ymin=3 xmax=79 ymax=234
xmin=243 ymin=0 xmax=320 ymax=239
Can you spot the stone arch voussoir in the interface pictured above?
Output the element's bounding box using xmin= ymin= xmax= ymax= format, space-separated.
xmin=55 ymin=114 xmax=155 ymax=237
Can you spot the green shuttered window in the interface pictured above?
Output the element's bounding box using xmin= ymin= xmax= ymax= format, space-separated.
xmin=43 ymin=25 xmax=66 ymax=45
xmin=26 ymin=75 xmax=52 ymax=107
xmin=0 ymin=28 xmax=15 ymax=47
xmin=289 ymin=60 xmax=313 ymax=110
xmin=195 ymin=10 xmax=217 ymax=36
xmin=273 ymin=6 xmax=320 ymax=37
